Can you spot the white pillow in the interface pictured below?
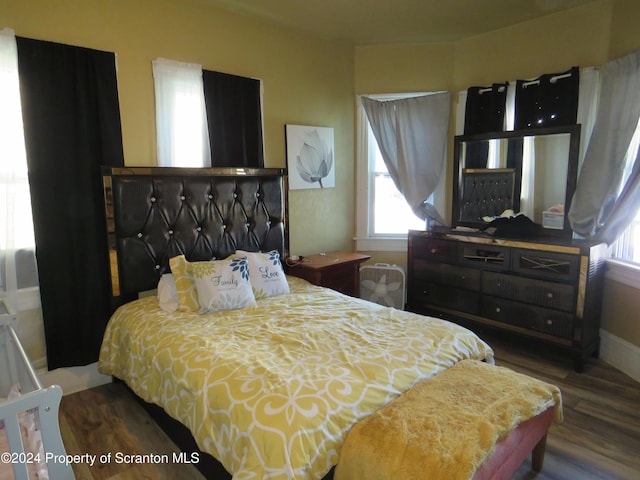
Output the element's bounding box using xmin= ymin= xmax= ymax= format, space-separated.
xmin=191 ymin=257 xmax=257 ymax=313
xmin=235 ymin=250 xmax=290 ymax=299
xmin=157 ymin=274 xmax=179 ymax=313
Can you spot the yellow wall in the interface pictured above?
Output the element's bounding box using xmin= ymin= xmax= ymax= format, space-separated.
xmin=1 ymin=0 xmax=356 ymax=257
xmin=4 ymin=0 xmax=640 ymax=359
xmin=354 ymin=0 xmax=640 ymax=350
xmin=1 ymin=0 xmax=355 ymax=365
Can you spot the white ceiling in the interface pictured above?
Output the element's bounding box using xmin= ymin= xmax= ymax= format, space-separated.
xmin=196 ymin=0 xmax=597 ymax=45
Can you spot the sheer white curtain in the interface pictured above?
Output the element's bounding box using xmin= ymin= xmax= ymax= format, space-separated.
xmin=361 ymin=93 xmax=450 ymax=225
xmin=152 ymin=58 xmax=211 ymax=167
xmin=0 ymin=28 xmax=37 ymax=308
xmin=569 ymin=50 xmax=640 ymax=242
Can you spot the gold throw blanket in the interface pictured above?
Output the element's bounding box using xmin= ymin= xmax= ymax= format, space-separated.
xmin=334 ymin=359 xmax=562 ymax=480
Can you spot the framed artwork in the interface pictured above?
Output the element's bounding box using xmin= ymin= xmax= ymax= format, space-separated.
xmin=285 ymin=124 xmax=335 ymax=189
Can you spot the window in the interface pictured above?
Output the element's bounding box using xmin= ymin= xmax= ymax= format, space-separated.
xmin=356 ymin=94 xmax=444 ymax=252
xmin=608 ymin=117 xmax=640 ymax=264
xmin=153 ymin=58 xmax=211 ymax=167
xmin=153 ymin=59 xmax=264 ymax=168
xmin=0 ymin=28 xmax=39 ymax=307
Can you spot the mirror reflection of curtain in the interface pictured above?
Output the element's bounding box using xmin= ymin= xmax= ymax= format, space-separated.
xmin=361 ymin=93 xmax=450 ymax=225
xmin=16 ymin=37 xmax=124 ymax=369
xmin=569 ymin=50 xmax=640 ymax=243
xmin=519 ymin=137 xmax=536 ymax=219
xmin=515 ymin=67 xmax=579 ymax=130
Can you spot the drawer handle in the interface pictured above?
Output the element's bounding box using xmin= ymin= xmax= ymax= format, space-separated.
xmin=546 ymin=319 xmax=553 ymax=325
xmin=495 ymin=307 xmax=501 ymax=313
xmin=461 ymin=275 xmax=466 ymax=280
xmin=430 ymin=248 xmax=437 ymax=254
xmin=546 ymin=292 xmax=554 ymax=299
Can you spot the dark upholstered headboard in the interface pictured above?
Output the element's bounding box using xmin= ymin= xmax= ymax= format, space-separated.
xmin=102 ymin=167 xmax=288 ymax=298
xmin=458 ymin=168 xmax=517 ymax=224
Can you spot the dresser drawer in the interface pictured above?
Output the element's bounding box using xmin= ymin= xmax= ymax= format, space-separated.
xmin=412 ymin=260 xmax=481 ymax=290
xmin=411 ymin=237 xmax=457 ymax=261
xmin=482 ymin=297 xmax=573 ymax=339
xmin=459 ymin=243 xmax=510 ymax=271
xmin=410 ymin=282 xmax=480 ymax=314
xmin=482 ymin=271 xmax=576 ymax=312
xmin=512 ymin=248 xmax=580 ymax=282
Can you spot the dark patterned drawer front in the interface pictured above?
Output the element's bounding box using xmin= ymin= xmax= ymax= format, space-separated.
xmin=411 ymin=237 xmax=457 ymax=261
xmin=459 ymin=244 xmax=510 ymax=271
xmin=410 ymin=282 xmax=480 ymax=314
xmin=482 ymin=297 xmax=573 ymax=339
xmin=512 ymin=248 xmax=579 ymax=282
xmin=482 ymin=271 xmax=575 ymax=312
xmin=412 ymin=260 xmax=481 ymax=290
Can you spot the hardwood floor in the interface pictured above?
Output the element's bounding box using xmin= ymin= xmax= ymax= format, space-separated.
xmin=59 ymin=333 xmax=640 ymax=480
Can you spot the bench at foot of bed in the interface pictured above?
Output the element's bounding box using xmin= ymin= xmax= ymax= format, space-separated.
xmin=334 ymin=359 xmax=563 ymax=480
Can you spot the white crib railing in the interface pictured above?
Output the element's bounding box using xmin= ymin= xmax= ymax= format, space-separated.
xmin=1 ymin=314 xmax=75 ymax=480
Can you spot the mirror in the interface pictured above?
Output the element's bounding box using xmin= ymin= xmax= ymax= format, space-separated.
xmin=452 ymin=124 xmax=581 ymax=236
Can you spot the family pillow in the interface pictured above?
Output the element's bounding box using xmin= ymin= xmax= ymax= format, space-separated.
xmin=163 ymin=251 xmax=289 ymax=313
xmin=190 ymin=256 xmax=257 ymax=313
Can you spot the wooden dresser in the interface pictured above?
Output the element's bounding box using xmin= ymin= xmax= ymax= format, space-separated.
xmin=407 ymin=229 xmax=608 ymax=371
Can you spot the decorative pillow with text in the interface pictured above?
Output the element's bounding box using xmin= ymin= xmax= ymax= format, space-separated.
xmin=235 ymin=250 xmax=290 ymax=299
xmin=191 ymin=257 xmax=257 ymax=313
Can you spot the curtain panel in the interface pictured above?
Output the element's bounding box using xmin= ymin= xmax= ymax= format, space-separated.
xmin=153 ymin=58 xmax=211 ymax=167
xmin=203 ymin=70 xmax=264 ymax=168
xmin=569 ymin=51 xmax=640 ymax=242
xmin=361 ymin=93 xmax=450 ymax=225
xmin=16 ymin=37 xmax=124 ymax=369
xmin=515 ymin=67 xmax=580 ymax=130
xmin=0 ymin=29 xmax=38 ymax=309
xmin=464 ymin=83 xmax=508 ymax=135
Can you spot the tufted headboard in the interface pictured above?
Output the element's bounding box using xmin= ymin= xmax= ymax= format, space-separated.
xmin=458 ymin=168 xmax=518 ymax=224
xmin=102 ymin=167 xmax=288 ymax=298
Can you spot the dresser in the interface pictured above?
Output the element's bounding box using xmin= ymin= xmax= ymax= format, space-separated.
xmin=407 ymin=229 xmax=608 ymax=371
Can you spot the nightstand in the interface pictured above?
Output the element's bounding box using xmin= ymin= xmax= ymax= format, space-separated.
xmin=287 ymin=251 xmax=371 ymax=297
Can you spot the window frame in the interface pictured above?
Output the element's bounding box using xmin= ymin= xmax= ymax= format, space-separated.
xmin=355 ymin=93 xmax=446 ymax=252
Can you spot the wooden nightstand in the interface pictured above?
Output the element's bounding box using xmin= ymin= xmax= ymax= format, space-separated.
xmin=287 ymin=251 xmax=371 ymax=297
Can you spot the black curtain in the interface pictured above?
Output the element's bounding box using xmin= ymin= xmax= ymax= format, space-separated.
xmin=515 ymin=66 xmax=579 ymax=129
xmin=16 ymin=37 xmax=124 ymax=369
xmin=464 ymin=83 xmax=508 ymax=135
xmin=202 ymin=70 xmax=264 ymax=168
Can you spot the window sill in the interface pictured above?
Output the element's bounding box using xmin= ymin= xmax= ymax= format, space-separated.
xmin=605 ymin=258 xmax=640 ymax=289
xmin=355 ymin=236 xmax=409 ymax=252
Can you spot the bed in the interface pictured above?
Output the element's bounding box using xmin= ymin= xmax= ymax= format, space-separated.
xmin=1 ymin=313 xmax=75 ymax=480
xmin=97 ymin=167 xmax=494 ymax=480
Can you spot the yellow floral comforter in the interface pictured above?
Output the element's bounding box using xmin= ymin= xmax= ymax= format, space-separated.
xmin=98 ymin=277 xmax=494 ymax=480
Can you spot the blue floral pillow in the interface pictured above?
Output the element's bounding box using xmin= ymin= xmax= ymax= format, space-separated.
xmin=235 ymin=250 xmax=290 ymax=299
xmin=191 ymin=257 xmax=257 ymax=313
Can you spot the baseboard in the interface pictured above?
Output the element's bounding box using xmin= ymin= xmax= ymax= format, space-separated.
xmin=38 ymin=362 xmax=112 ymax=395
xmin=600 ymin=329 xmax=640 ymax=383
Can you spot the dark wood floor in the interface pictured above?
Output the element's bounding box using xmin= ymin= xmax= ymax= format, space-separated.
xmin=59 ymin=332 xmax=640 ymax=480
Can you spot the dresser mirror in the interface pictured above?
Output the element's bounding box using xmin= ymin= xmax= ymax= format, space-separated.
xmin=452 ymin=124 xmax=581 ymax=236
